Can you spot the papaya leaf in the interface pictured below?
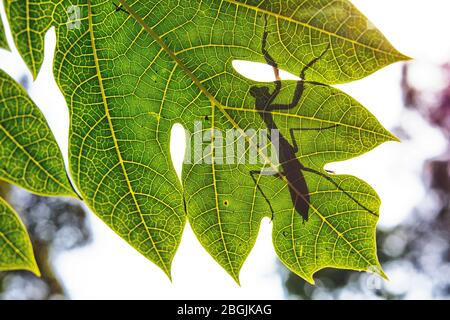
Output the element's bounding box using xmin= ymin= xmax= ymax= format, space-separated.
xmin=0 ymin=195 xmax=40 ymax=275
xmin=0 ymin=69 xmax=76 ymax=197
xmin=3 ymin=0 xmax=407 ymax=282
xmin=260 ymin=83 xmax=394 ymax=282
xmin=183 ymin=82 xmax=395 ymax=283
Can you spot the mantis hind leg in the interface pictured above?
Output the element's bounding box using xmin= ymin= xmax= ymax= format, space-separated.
xmin=250 ymin=170 xmax=282 ymax=220
xmin=289 ymin=125 xmax=339 ymax=153
xmin=300 ymin=166 xmax=378 ymax=217
xmin=299 ymin=43 xmax=331 ymax=80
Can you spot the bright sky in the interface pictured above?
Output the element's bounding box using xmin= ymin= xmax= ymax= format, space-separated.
xmin=1 ymin=0 xmax=450 ymax=299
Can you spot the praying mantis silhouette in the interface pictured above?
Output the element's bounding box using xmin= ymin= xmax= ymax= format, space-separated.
xmin=249 ymin=17 xmax=377 ymax=222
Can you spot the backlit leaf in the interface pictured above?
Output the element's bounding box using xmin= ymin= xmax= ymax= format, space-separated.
xmin=0 ymin=15 xmax=8 ymax=50
xmin=0 ymin=69 xmax=76 ymax=197
xmin=3 ymin=0 xmax=407 ymax=282
xmin=0 ymin=195 xmax=40 ymax=275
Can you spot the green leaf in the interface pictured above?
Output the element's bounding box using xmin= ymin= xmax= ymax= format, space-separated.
xmin=4 ymin=0 xmax=407 ymax=282
xmin=183 ymin=82 xmax=396 ymax=282
xmin=0 ymin=14 xmax=9 ymax=50
xmin=0 ymin=195 xmax=40 ymax=275
xmin=267 ymin=85 xmax=392 ymax=283
xmin=0 ymin=69 xmax=76 ymax=197
xmin=2 ymin=0 xmax=53 ymax=78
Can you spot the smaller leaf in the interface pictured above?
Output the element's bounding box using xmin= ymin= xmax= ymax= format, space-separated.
xmin=0 ymin=15 xmax=9 ymax=51
xmin=2 ymin=0 xmax=54 ymax=78
xmin=0 ymin=195 xmax=40 ymax=275
xmin=0 ymin=69 xmax=76 ymax=197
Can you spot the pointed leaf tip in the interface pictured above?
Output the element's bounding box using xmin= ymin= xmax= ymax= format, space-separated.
xmin=0 ymin=197 xmax=40 ymax=276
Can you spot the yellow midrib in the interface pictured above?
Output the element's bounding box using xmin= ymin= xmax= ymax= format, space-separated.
xmin=24 ymin=0 xmax=37 ymax=78
xmin=0 ymin=231 xmax=33 ymax=268
xmin=0 ymin=200 xmax=35 ymax=269
xmin=119 ymin=0 xmax=239 ymax=277
xmin=87 ymin=0 xmax=170 ymax=276
xmin=211 ymin=101 xmax=237 ymax=281
xmin=222 ymin=106 xmax=396 ymax=140
xmin=224 ymin=0 xmax=404 ymax=58
xmin=0 ymin=123 xmax=73 ymax=195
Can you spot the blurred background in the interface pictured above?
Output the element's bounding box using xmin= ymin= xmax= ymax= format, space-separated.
xmin=1 ymin=0 xmax=450 ymax=299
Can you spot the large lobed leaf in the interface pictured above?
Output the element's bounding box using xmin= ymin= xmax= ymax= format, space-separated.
xmin=3 ymin=0 xmax=407 ymax=282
